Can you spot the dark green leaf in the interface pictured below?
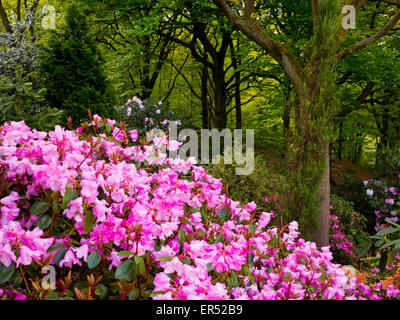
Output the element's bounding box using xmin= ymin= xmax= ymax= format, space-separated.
xmin=248 ymin=252 xmax=254 ymax=268
xmin=88 ymin=251 xmax=100 ymax=269
xmin=154 ymin=256 xmax=173 ymax=262
xmin=117 ymin=250 xmax=134 ymax=257
xmin=84 ymin=209 xmax=94 ymax=233
xmin=0 ymin=262 xmax=16 ymax=284
xmin=128 ymin=288 xmax=139 ymax=300
xmin=218 ymin=208 xmax=228 ymax=220
xmin=95 ymin=284 xmax=109 ymax=300
xmin=376 ymin=227 xmax=398 ymax=236
xmin=62 ymin=189 xmax=79 ymax=209
xmin=46 ymin=243 xmax=65 ymax=253
xmin=30 ymin=201 xmax=49 ymax=215
xmin=115 ymin=260 xmax=134 ymax=280
xmin=36 ymin=214 xmax=52 ymax=230
xmin=54 ymin=248 xmax=68 ymax=266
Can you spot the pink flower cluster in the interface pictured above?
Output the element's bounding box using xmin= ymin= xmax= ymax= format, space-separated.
xmin=329 ymin=213 xmax=358 ymax=263
xmin=364 ymin=179 xmax=399 ymax=231
xmin=0 ymin=118 xmax=399 ymax=300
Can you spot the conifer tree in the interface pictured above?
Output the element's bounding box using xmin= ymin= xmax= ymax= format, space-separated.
xmin=40 ymin=3 xmax=118 ymax=125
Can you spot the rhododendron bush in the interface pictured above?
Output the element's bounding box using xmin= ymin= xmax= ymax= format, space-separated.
xmin=1 ymin=116 xmax=400 ymax=300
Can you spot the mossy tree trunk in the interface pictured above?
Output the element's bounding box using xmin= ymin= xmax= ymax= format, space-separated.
xmin=212 ymin=0 xmax=400 ymax=247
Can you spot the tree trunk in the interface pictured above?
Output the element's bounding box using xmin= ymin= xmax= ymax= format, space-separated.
xmin=201 ymin=67 xmax=209 ymax=129
xmin=0 ymin=0 xmax=13 ymax=33
xmin=338 ymin=120 xmax=343 ymax=160
xmin=282 ymin=98 xmax=291 ymax=154
xmin=234 ymin=70 xmax=242 ymax=129
xmin=314 ymin=143 xmax=331 ymax=247
xmin=213 ymin=64 xmax=228 ymax=129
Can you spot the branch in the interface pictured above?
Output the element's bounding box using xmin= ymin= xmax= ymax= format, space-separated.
xmin=370 ymin=0 xmax=400 ymax=7
xmin=170 ymin=58 xmax=202 ymax=101
xmin=162 ymin=54 xmax=190 ymax=103
xmin=337 ymin=9 xmax=400 ymax=60
xmin=0 ymin=0 xmax=12 ymax=33
xmin=211 ymin=0 xmax=305 ymax=94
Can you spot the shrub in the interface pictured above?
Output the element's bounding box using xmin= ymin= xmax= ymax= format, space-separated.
xmin=116 ymin=97 xmax=182 ymax=140
xmin=329 ymin=195 xmax=369 ymax=266
xmin=333 ymin=176 xmax=376 ymax=233
xmin=206 ymin=155 xmax=284 ymax=211
xmin=363 ymin=179 xmax=400 ymax=231
xmin=375 ymin=147 xmax=400 ymax=182
xmin=0 ymin=117 xmax=399 ymax=300
xmin=39 ymin=3 xmax=117 ymax=125
xmin=0 ymin=12 xmax=64 ymax=132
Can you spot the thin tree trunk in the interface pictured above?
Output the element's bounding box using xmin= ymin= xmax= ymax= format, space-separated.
xmin=338 ymin=120 xmax=343 ymax=160
xmin=0 ymin=0 xmax=12 ymax=33
xmin=234 ymin=70 xmax=242 ymax=129
xmin=314 ymin=144 xmax=331 ymax=247
xmin=201 ymin=67 xmax=209 ymax=129
xmin=283 ymin=98 xmax=291 ymax=154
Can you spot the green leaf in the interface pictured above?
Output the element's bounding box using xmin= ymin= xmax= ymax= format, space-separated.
xmin=0 ymin=262 xmax=16 ymax=284
xmin=376 ymin=227 xmax=398 ymax=236
xmin=115 ymin=260 xmax=134 ymax=280
xmin=218 ymin=208 xmax=228 ymax=220
xmin=385 ymin=218 xmax=400 ymax=228
xmin=62 ymin=189 xmax=79 ymax=209
xmin=44 ymin=293 xmax=59 ymax=300
xmin=29 ymin=201 xmax=49 ymax=215
xmin=181 ymin=258 xmax=191 ymax=265
xmin=54 ymin=248 xmax=68 ymax=266
xmin=154 ymin=256 xmax=173 ymax=262
xmin=357 ymin=242 xmax=371 ymax=258
xmin=36 ymin=214 xmax=52 ymax=230
xmin=88 ymin=251 xmax=100 ymax=269
xmin=128 ymin=288 xmax=139 ymax=300
xmin=137 ymin=256 xmax=146 ymax=275
xmin=117 ymin=250 xmax=134 ymax=257
xmin=46 ymin=243 xmax=65 ymax=253
xmin=231 ymin=271 xmax=239 ymax=287
xmin=95 ymin=284 xmax=109 ymax=300
xmin=381 ymin=240 xmax=399 ymax=250
xmin=375 ymin=240 xmax=385 ymax=248
xmin=84 ymin=209 xmax=94 ymax=233
xmin=248 ymin=252 xmax=255 ymax=268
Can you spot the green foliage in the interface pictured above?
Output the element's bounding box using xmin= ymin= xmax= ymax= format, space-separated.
xmin=333 ymin=176 xmax=376 ymax=234
xmin=0 ymin=12 xmax=64 ymax=131
xmin=280 ymin=159 xmax=324 ymax=240
xmin=206 ymin=155 xmax=284 ymax=209
xmin=331 ymin=194 xmax=369 ymax=249
xmin=116 ymin=97 xmax=184 ymax=139
xmin=39 ymin=3 xmax=118 ymax=125
xmin=375 ymin=147 xmax=400 ymax=182
xmin=361 ymin=219 xmax=400 ymax=273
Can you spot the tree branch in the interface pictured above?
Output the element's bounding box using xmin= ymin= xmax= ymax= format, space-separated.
xmin=211 ymin=0 xmax=305 ymax=95
xmin=370 ymin=0 xmax=400 ymax=7
xmin=337 ymin=9 xmax=400 ymax=60
xmin=0 ymin=0 xmax=12 ymax=33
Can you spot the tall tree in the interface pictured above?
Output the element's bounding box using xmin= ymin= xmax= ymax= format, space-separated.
xmin=82 ymin=0 xmax=180 ymax=103
xmin=211 ymin=0 xmax=400 ymax=245
xmin=39 ymin=3 xmax=117 ymax=124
